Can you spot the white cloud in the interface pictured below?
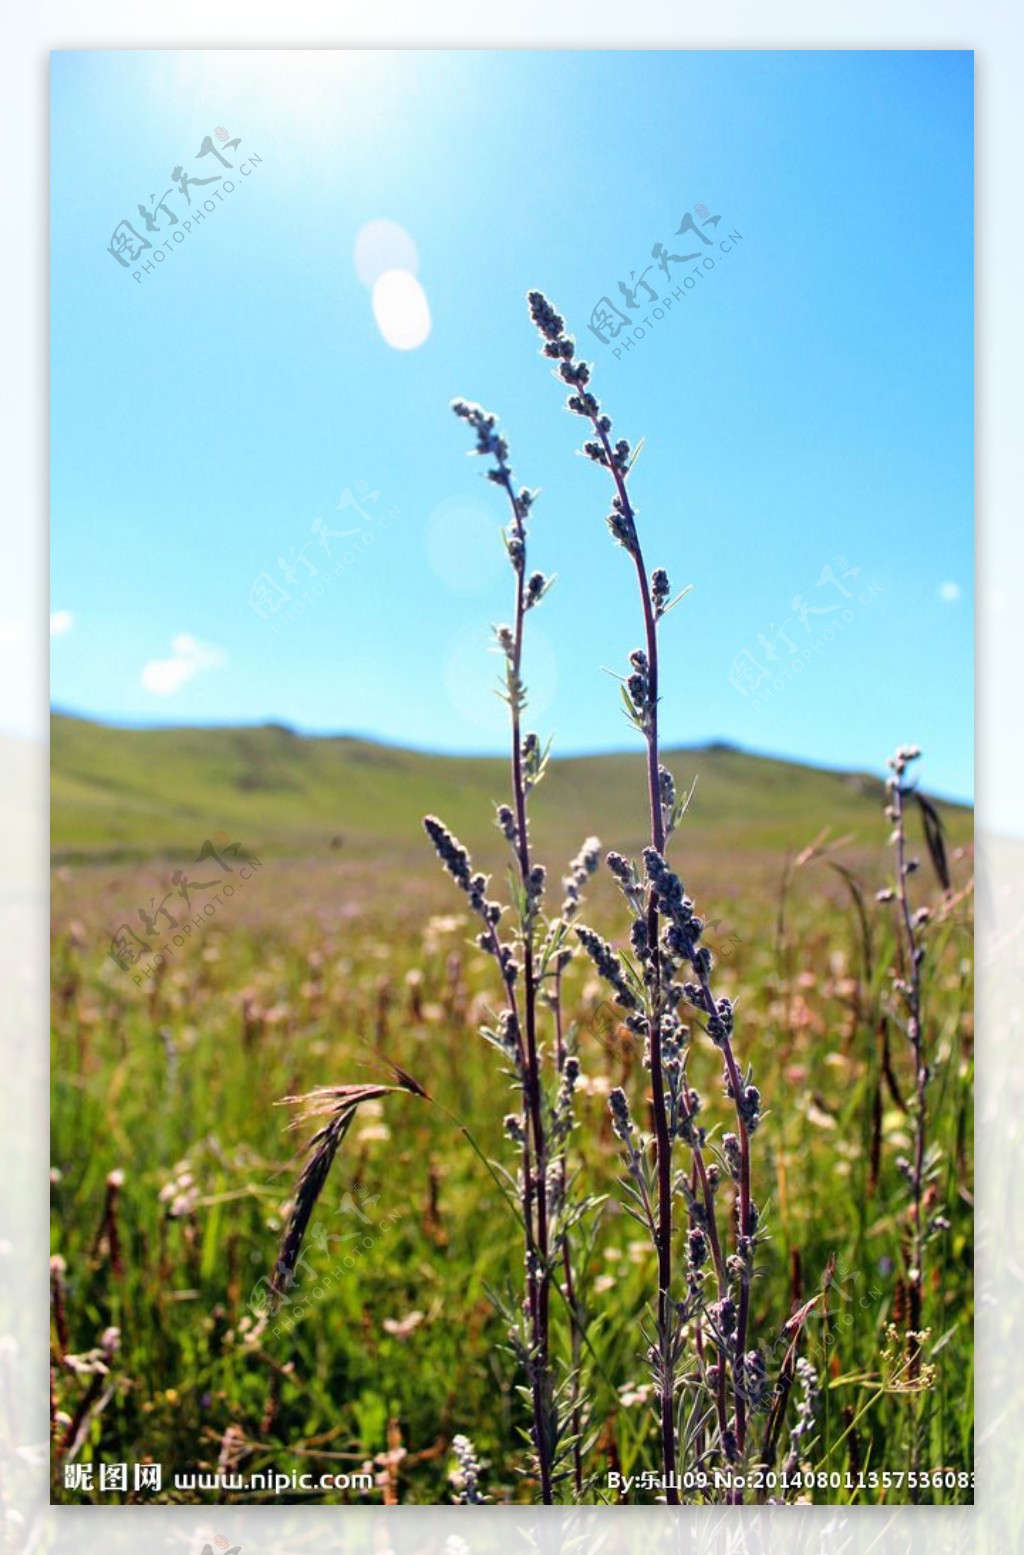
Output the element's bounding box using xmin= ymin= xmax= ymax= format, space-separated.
xmin=141 ymin=634 xmax=225 ymax=696
xmin=50 ymin=610 xmax=73 ymax=636
xmin=938 ymin=581 xmax=962 ymax=604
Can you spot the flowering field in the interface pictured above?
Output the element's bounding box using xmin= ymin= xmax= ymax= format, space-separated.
xmin=50 ymin=719 xmax=974 ymax=1505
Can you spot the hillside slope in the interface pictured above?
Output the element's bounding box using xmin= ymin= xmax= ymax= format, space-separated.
xmin=50 ymin=714 xmax=972 ymax=872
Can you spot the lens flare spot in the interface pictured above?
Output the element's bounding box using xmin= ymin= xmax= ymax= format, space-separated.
xmin=354 ymin=219 xmax=419 ymax=288
xmin=371 ymin=269 xmax=431 ymax=351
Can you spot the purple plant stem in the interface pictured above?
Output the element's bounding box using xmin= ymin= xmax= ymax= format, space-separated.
xmin=552 ymin=970 xmax=585 ymax=1500
xmin=494 ymin=466 xmax=554 ymax=1504
xmin=588 ymin=415 xmax=740 ymax=1475
xmin=589 ymin=418 xmax=679 ymax=1497
xmin=891 ymin=767 xmax=926 ymax=1378
xmin=690 ymin=964 xmax=754 ymax=1450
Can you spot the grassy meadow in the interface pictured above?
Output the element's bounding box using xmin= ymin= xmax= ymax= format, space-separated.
xmin=50 ymin=713 xmax=974 ymax=1505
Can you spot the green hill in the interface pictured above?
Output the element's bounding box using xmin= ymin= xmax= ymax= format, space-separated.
xmin=50 ymin=713 xmax=972 ymax=873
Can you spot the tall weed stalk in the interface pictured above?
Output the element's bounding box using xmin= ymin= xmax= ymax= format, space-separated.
xmin=526 ymin=291 xmax=771 ymax=1492
xmin=424 ymin=401 xmax=599 ymax=1500
xmin=878 ymin=745 xmax=953 ymax=1460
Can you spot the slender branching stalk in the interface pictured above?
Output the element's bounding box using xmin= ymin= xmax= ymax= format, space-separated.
xmin=878 ymin=745 xmax=949 ymax=1399
xmin=425 ymin=403 xmax=600 ymax=1500
xmin=546 ymin=944 xmax=586 ymax=1499
xmin=527 ymin=291 xmax=769 ymax=1491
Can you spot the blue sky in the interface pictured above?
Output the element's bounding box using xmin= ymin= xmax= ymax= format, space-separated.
xmin=50 ymin=49 xmax=974 ymax=802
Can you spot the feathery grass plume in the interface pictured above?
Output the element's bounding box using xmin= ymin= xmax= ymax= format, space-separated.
xmin=271 ymin=1072 xmax=426 ymax=1306
xmin=527 ymin=290 xmax=772 ymax=1495
xmin=426 ymin=400 xmax=598 ymax=1503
